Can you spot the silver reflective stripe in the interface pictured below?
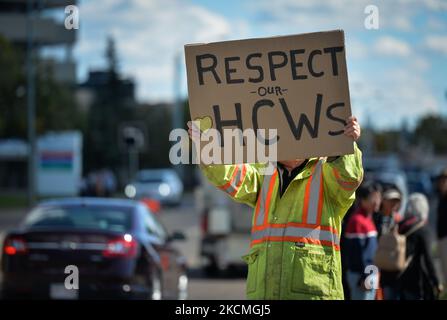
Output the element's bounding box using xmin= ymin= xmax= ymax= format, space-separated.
xmin=223 ymin=164 xmax=243 ymax=194
xmin=306 ymin=160 xmax=323 ymax=225
xmin=255 ymin=167 xmax=276 ymax=226
xmin=251 ymin=226 xmax=340 ymax=245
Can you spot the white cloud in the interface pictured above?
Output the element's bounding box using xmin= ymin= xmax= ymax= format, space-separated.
xmin=413 ymin=56 xmax=431 ymax=71
xmin=392 ymin=16 xmax=413 ymax=31
xmin=374 ymin=36 xmax=411 ymax=57
xmin=347 ymin=40 xmax=368 ymax=59
xmin=349 ymin=66 xmax=439 ymax=129
xmin=427 ymin=17 xmax=446 ymax=30
xmin=76 ymin=0 xmax=233 ymax=101
xmin=425 ymin=35 xmax=447 ymax=55
xmin=251 ymin=0 xmax=447 ymax=34
xmin=72 ymin=0 xmax=445 ymax=129
xmin=422 ymin=0 xmax=447 ymax=11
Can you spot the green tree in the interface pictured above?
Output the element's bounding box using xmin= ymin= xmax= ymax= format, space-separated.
xmin=414 ymin=115 xmax=447 ymax=154
xmin=0 ymin=36 xmax=26 ymax=138
xmin=0 ymin=35 xmax=83 ymax=139
xmin=83 ymin=37 xmax=137 ymax=172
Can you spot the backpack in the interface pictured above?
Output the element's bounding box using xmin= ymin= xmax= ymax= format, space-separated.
xmin=373 ymin=221 xmax=425 ymax=272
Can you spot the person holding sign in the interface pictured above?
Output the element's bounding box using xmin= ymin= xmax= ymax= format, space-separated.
xmin=188 ymin=116 xmax=363 ymax=300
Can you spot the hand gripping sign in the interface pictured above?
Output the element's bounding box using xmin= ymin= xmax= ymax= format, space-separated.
xmin=184 ymin=30 xmax=354 ymax=164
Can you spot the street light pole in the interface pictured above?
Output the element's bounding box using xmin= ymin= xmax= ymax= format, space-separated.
xmin=172 ymin=52 xmax=184 ymax=180
xmin=26 ymin=0 xmax=36 ymax=206
xmin=129 ymin=148 xmax=139 ymax=181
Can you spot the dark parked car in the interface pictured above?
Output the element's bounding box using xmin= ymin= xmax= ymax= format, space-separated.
xmin=1 ymin=198 xmax=188 ymax=300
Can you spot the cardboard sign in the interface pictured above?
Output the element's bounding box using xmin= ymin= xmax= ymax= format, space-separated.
xmin=185 ymin=30 xmax=354 ymax=164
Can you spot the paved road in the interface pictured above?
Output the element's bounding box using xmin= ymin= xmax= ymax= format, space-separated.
xmin=158 ymin=196 xmax=247 ymax=300
xmin=0 ymin=196 xmax=247 ymax=300
xmin=2 ymin=197 xmax=446 ymax=300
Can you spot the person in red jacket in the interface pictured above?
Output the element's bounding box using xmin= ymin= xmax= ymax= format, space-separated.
xmin=344 ymin=182 xmax=382 ymax=300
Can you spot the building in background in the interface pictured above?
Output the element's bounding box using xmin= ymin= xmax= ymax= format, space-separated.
xmin=0 ymin=140 xmax=28 ymax=191
xmin=0 ymin=0 xmax=78 ymax=196
xmin=0 ymin=0 xmax=77 ymax=84
xmin=77 ymin=70 xmax=136 ymax=112
xmin=0 ymin=131 xmax=83 ymax=197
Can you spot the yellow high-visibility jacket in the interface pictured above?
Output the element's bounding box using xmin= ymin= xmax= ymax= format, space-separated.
xmin=200 ymin=143 xmax=363 ymax=299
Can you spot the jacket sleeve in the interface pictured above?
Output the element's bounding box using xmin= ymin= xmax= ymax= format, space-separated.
xmin=199 ymin=163 xmax=264 ymax=208
xmin=322 ymin=142 xmax=364 ymax=210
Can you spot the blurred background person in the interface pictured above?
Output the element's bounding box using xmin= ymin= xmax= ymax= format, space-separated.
xmin=101 ymin=168 xmax=117 ymax=197
xmin=375 ymin=188 xmax=403 ymax=237
xmin=340 ymin=203 xmax=356 ymax=300
xmin=344 ymin=182 xmax=382 ymax=300
xmin=397 ymin=193 xmax=443 ymax=300
xmin=374 ymin=188 xmax=403 ymax=299
xmin=436 ymin=169 xmax=447 ymax=290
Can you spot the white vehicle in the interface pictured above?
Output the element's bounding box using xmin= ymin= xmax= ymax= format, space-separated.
xmin=195 ymin=170 xmax=252 ymax=275
xmin=125 ymin=169 xmax=183 ymax=206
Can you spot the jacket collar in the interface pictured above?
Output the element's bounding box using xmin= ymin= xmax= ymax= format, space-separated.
xmin=274 ymin=158 xmax=320 ymax=181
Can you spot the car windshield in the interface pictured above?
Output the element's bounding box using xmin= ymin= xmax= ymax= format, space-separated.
xmin=23 ymin=205 xmax=133 ymax=232
xmin=137 ymin=176 xmax=164 ymax=183
xmin=136 ymin=171 xmax=165 ymax=183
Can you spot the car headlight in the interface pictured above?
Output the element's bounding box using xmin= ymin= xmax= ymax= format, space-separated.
xmin=124 ymin=184 xmax=137 ymax=198
xmin=158 ymin=183 xmax=171 ymax=197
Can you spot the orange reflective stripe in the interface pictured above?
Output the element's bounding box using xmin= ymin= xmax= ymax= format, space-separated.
xmin=249 ymin=161 xmax=340 ymax=251
xmin=229 ymin=164 xmax=247 ymax=197
xmin=218 ymin=164 xmax=247 ymax=196
xmin=332 ymin=167 xmax=359 ymax=190
xmin=338 ymin=183 xmax=358 ymax=191
xmin=252 ymin=168 xmax=278 ymax=231
xmin=248 ymin=160 xmax=343 ymax=252
xmin=253 ymin=222 xmax=338 ymax=236
xmin=252 ymin=227 xmax=340 ymax=244
xmin=219 ymin=165 xmax=239 ymax=191
xmin=250 ymin=236 xmax=340 ymax=251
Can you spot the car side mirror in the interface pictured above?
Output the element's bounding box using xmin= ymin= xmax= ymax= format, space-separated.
xmin=168 ymin=231 xmax=186 ymax=242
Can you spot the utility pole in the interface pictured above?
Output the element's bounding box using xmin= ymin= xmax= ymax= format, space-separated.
xmin=26 ymin=0 xmax=36 ymax=206
xmin=122 ymin=126 xmax=144 ymax=181
xmin=172 ymin=52 xmax=184 ymax=181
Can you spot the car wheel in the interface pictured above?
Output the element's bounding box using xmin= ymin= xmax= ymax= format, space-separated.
xmin=177 ymin=273 xmax=188 ymax=300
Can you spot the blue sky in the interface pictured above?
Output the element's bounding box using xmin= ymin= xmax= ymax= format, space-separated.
xmin=71 ymin=0 xmax=447 ymax=129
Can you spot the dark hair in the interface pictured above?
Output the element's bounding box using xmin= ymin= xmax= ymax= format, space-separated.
xmin=356 ymin=181 xmax=382 ymax=200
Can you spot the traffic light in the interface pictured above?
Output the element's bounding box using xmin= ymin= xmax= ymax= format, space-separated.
xmin=122 ymin=126 xmax=144 ymax=151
